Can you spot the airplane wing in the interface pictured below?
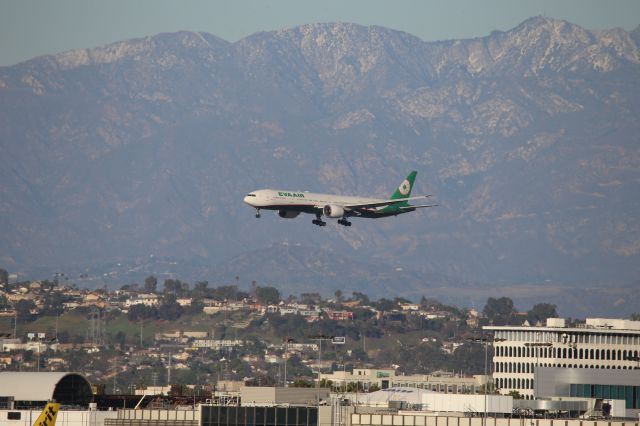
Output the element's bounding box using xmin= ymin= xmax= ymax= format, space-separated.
xmin=398 ymin=204 xmax=438 ymax=210
xmin=343 ymin=195 xmax=432 ymax=210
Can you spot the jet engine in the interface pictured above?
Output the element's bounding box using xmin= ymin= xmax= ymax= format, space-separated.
xmin=278 ymin=210 xmax=300 ymax=219
xmin=323 ymin=204 xmax=345 ymax=218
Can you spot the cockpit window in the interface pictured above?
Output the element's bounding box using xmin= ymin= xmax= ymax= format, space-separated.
xmin=246 ymin=194 xmax=256 ymax=197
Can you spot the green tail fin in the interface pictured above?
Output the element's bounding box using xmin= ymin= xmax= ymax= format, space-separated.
xmin=389 ymin=171 xmax=417 ymax=202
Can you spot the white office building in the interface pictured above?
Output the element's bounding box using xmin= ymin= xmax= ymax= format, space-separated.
xmin=484 ymin=318 xmax=640 ymax=400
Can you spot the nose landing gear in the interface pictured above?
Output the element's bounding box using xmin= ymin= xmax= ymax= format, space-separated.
xmin=255 ymin=209 xmax=261 ymax=218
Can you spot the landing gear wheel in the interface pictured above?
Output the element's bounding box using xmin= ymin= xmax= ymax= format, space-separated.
xmin=255 ymin=209 xmax=261 ymax=218
xmin=312 ymin=215 xmax=327 ymax=227
xmin=338 ymin=218 xmax=352 ymax=227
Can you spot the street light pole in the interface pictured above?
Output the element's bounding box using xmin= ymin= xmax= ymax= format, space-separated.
xmin=284 ymin=338 xmax=294 ymax=387
xmin=467 ymin=335 xmax=489 ymax=425
xmin=310 ymin=335 xmax=333 ymax=405
xmin=474 ymin=333 xmax=506 ymax=426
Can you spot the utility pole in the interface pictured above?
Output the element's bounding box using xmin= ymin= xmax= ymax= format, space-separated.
xmin=309 ymin=335 xmax=333 ymax=405
xmin=284 ymin=338 xmax=294 ymax=387
xmin=36 ymin=334 xmax=41 ymax=372
xmin=112 ymin=356 xmax=118 ymax=394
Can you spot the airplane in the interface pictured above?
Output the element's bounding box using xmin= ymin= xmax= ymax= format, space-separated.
xmin=243 ymin=171 xmax=436 ymax=227
xmin=34 ymin=403 xmax=60 ymax=426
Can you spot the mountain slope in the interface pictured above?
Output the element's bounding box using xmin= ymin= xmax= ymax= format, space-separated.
xmin=0 ymin=18 xmax=639 ymax=312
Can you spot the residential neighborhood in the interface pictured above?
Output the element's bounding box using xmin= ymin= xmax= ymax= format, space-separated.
xmin=0 ymin=273 xmax=558 ymax=396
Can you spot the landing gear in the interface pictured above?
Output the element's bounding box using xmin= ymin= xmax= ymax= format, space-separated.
xmin=338 ymin=218 xmax=352 ymax=227
xmin=255 ymin=209 xmax=261 ymax=218
xmin=312 ymin=214 xmax=327 ymax=227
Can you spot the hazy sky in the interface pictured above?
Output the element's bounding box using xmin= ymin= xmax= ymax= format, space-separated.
xmin=1 ymin=0 xmax=639 ymax=67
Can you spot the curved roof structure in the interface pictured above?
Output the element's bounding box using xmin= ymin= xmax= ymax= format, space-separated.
xmin=0 ymin=372 xmax=92 ymax=406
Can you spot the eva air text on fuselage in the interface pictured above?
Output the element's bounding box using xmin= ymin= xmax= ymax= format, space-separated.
xmin=278 ymin=192 xmax=305 ymax=198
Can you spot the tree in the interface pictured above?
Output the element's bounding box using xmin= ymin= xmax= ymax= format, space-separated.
xmin=300 ymin=293 xmax=321 ymax=305
xmin=42 ymin=293 xmax=64 ymax=316
xmin=352 ymin=292 xmax=370 ymax=305
xmin=375 ymin=298 xmax=396 ymax=312
xmin=0 ymin=268 xmax=8 ymax=285
xmin=483 ymin=297 xmax=516 ymax=325
xmin=334 ymin=290 xmax=343 ymax=302
xmin=144 ymin=276 xmax=158 ymax=293
xmin=319 ymin=378 xmax=333 ymax=388
xmin=127 ymin=304 xmax=158 ymax=321
xmin=527 ymin=303 xmax=558 ymax=325
xmin=159 ymin=293 xmax=183 ymax=320
xmin=508 ymin=390 xmax=523 ymax=399
xmin=256 ymin=286 xmax=280 ymax=305
xmin=393 ymin=297 xmax=411 ymax=305
xmin=15 ymin=299 xmax=37 ymax=322
xmin=163 ymin=279 xmax=179 ymax=294
xmin=212 ymin=285 xmax=243 ymax=301
xmin=193 ymin=281 xmax=209 ymax=297
xmin=346 ymin=381 xmax=364 ymax=392
xmin=114 ymin=331 xmax=127 ymax=348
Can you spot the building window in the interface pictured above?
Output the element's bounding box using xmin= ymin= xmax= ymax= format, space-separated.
xmin=7 ymin=413 xmax=21 ymax=420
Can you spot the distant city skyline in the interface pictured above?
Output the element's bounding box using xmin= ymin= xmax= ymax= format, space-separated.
xmin=1 ymin=0 xmax=639 ymax=66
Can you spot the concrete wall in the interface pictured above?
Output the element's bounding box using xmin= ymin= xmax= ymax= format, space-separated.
xmin=240 ymin=387 xmax=328 ymax=406
xmin=422 ymin=395 xmax=512 ymax=415
xmin=105 ymin=420 xmax=197 ymax=426
xmin=116 ymin=411 xmax=198 ymax=421
xmin=351 ymin=415 xmax=639 ymax=426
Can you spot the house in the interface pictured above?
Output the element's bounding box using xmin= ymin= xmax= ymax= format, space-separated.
xmin=342 ymin=300 xmax=361 ymax=308
xmin=124 ymin=293 xmax=159 ymax=307
xmin=400 ymin=303 xmax=420 ymax=311
xmin=279 ymin=307 xmax=298 ymax=316
xmin=323 ymin=309 xmax=354 ymax=321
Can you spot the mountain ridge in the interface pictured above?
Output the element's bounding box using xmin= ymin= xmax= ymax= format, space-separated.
xmin=1 ymin=17 xmax=639 ymax=316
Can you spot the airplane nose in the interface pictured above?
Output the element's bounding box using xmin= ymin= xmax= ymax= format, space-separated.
xmin=243 ymin=196 xmax=253 ymax=205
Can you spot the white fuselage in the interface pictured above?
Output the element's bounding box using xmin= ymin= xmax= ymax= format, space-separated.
xmin=243 ymin=189 xmax=382 ymax=211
